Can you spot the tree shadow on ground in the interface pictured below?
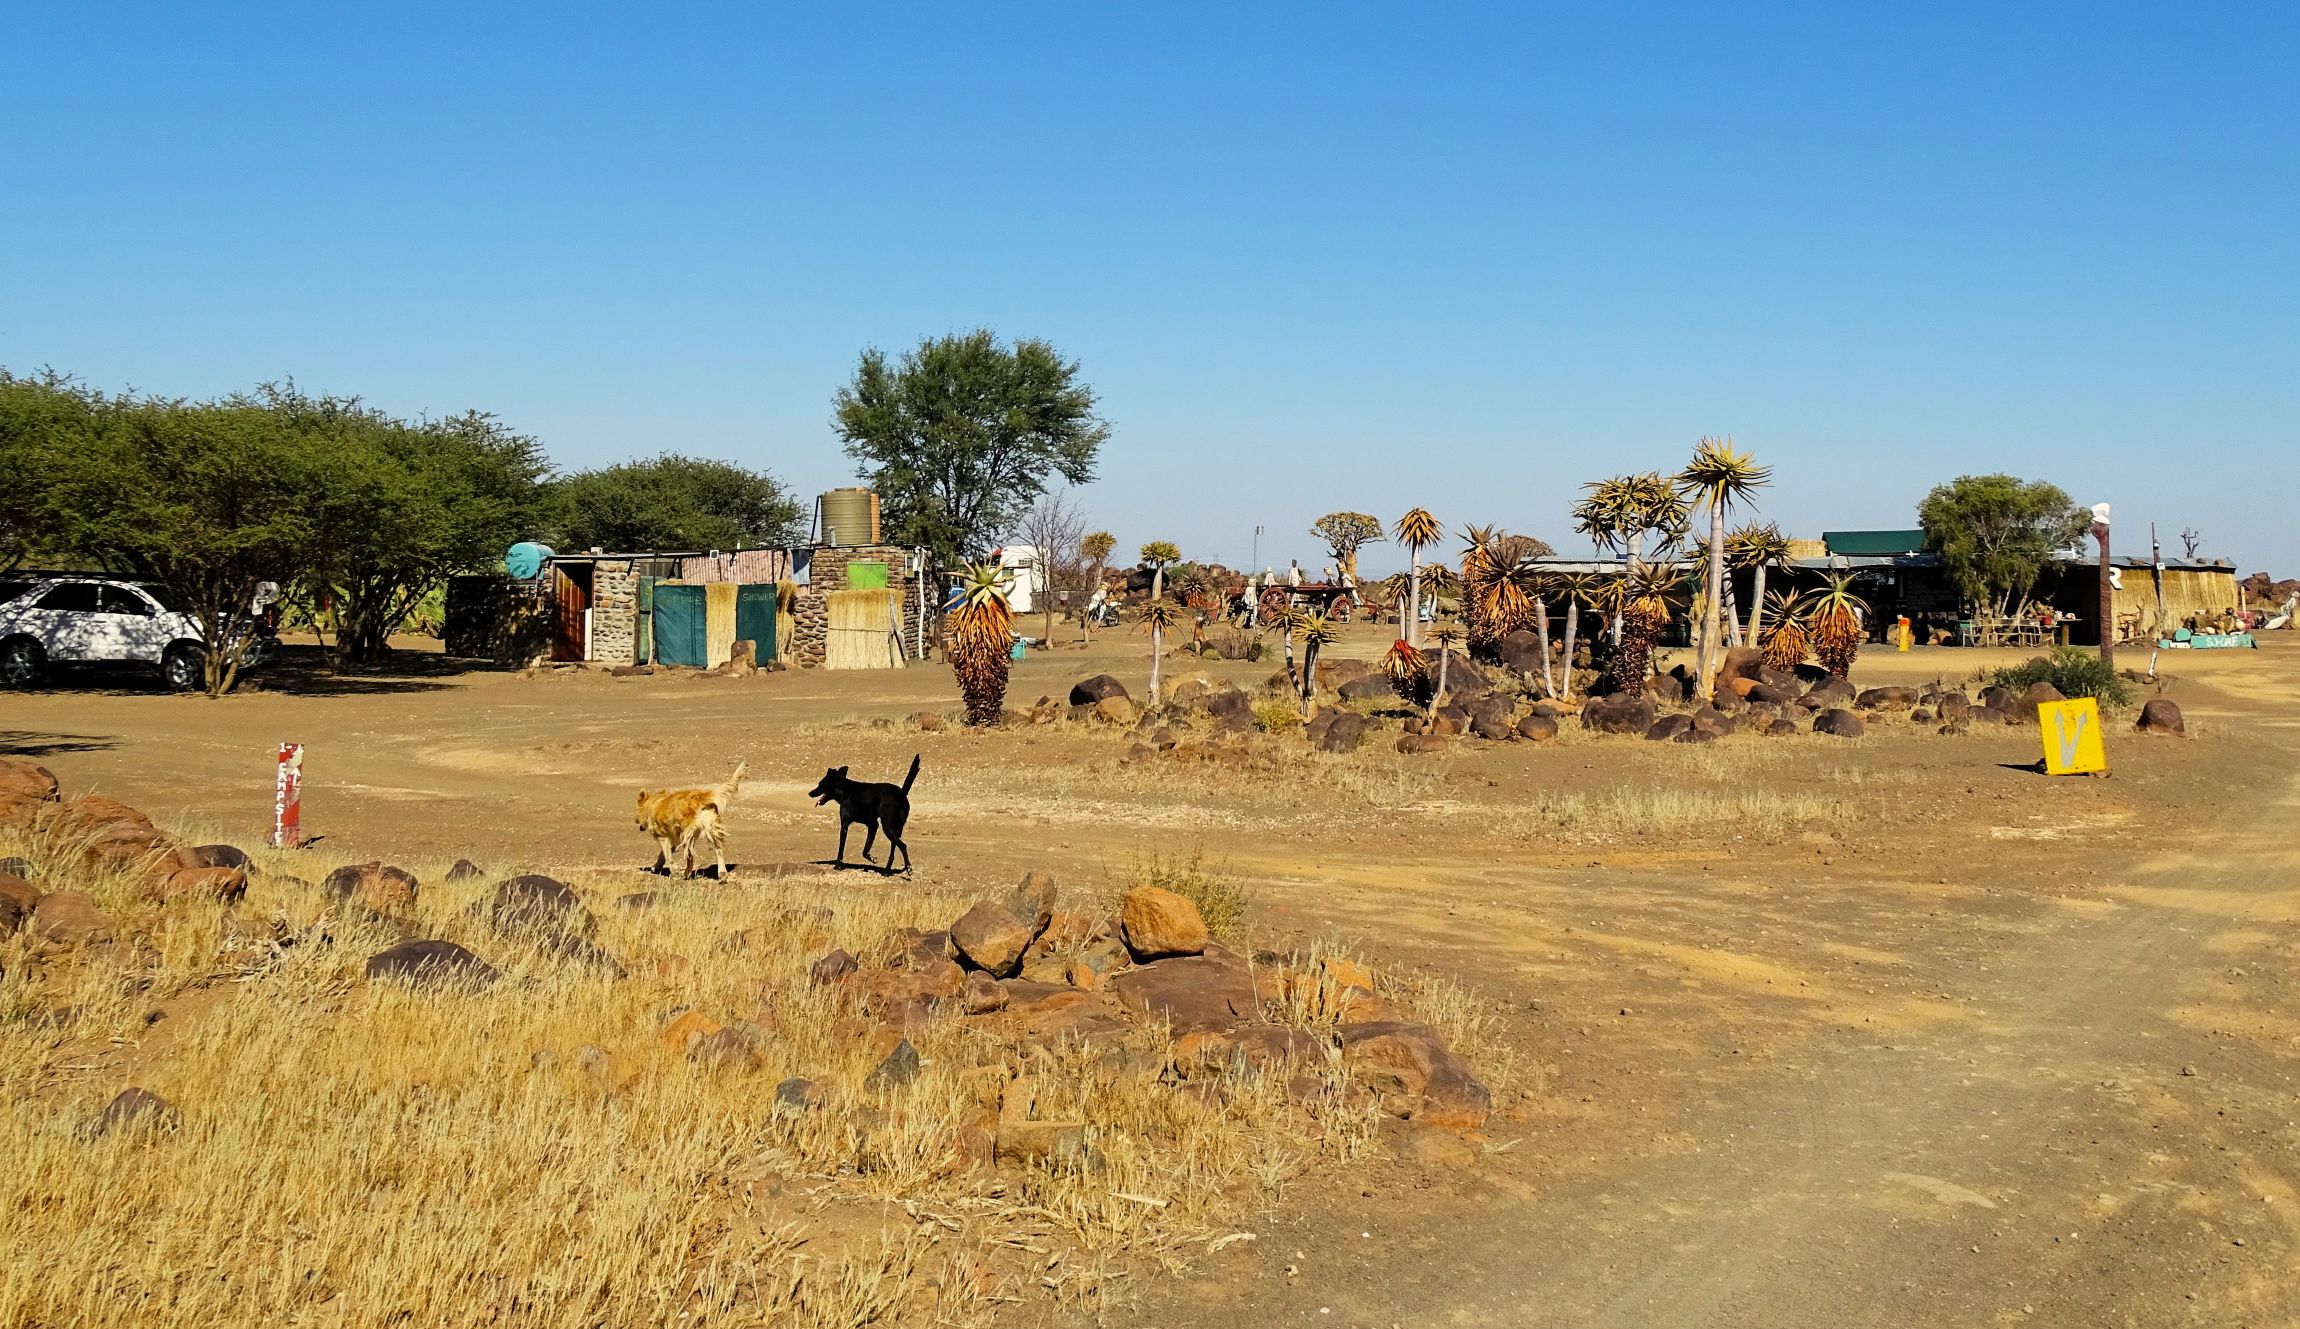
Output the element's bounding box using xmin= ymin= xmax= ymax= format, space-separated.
xmin=241 ymin=646 xmax=500 ymax=697
xmin=0 ymin=731 xmax=116 ymax=757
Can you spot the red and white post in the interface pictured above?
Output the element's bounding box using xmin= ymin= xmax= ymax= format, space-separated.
xmin=272 ymin=742 xmax=304 ymax=849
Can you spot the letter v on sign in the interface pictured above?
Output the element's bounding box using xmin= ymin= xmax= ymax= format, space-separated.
xmin=2037 ymin=697 xmax=2107 ymax=776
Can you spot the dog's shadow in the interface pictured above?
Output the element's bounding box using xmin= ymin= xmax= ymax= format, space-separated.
xmin=813 ymin=858 xmax=911 ymax=878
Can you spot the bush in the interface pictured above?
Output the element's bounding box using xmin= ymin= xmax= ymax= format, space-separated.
xmin=1127 ymin=851 xmax=1250 ymax=939
xmin=1252 ymin=699 xmax=1303 ymax=733
xmin=1993 ymin=646 xmax=2133 ymax=707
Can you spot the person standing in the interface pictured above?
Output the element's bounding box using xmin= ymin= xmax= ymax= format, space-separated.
xmin=1287 ymin=559 xmax=1303 ymax=588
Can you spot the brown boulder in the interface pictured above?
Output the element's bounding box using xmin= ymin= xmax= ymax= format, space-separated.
xmin=30 ymin=891 xmax=111 ymax=946
xmin=2018 ymin=680 xmax=2065 ymax=709
xmin=1804 ymin=676 xmax=1856 ymax=708
xmin=1645 ymin=714 xmax=1693 ymax=742
xmin=1316 ymin=712 xmax=1370 ymax=753
xmin=485 ymin=874 xmax=593 ymax=936
xmin=1814 ymin=708 xmax=1867 ymax=737
xmin=0 ymin=872 xmax=35 ymax=936
xmin=1338 ymin=1020 xmax=1492 ymax=1128
xmin=1069 ymin=674 xmax=1130 ymax=706
xmin=1581 ymin=693 xmax=1656 ymax=735
xmin=1748 ymin=682 xmax=1799 ymax=705
xmin=181 ymin=844 xmax=249 ymax=871
xmin=1094 ymin=695 xmax=1141 ymax=726
xmin=2137 ymin=698 xmax=2186 ymax=736
xmin=1856 ymin=686 xmax=1921 ymax=710
xmin=808 ymin=949 xmax=857 ymax=986
xmin=1120 ymin=886 xmax=1209 ymax=960
xmin=1690 ymin=706 xmax=1737 ymax=738
xmin=0 ymin=758 xmax=58 ymax=805
xmin=950 ymin=900 xmax=1035 ymax=977
xmin=1396 ymin=734 xmax=1449 ymax=755
xmin=323 ymin=861 xmax=420 ymax=915
xmin=1230 ymin=1025 xmax=1331 ymax=1069
xmin=1007 ymin=871 xmax=1058 ymax=936
xmin=997 ymin=979 xmax=1090 ymax=1016
xmin=364 ymin=939 xmax=500 ymax=990
xmin=1109 ymin=955 xmax=1258 ymax=1034
xmin=164 ymin=866 xmax=247 ymax=903
xmin=960 ymin=970 xmax=1008 ymax=1014
xmin=90 ymin=1087 xmax=180 ymax=1138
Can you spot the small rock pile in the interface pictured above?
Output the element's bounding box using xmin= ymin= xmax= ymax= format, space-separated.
xmin=805 ymin=873 xmax=1493 ymax=1142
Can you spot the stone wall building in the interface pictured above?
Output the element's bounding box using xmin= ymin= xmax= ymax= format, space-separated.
xmin=791 ymin=544 xmax=924 ymax=667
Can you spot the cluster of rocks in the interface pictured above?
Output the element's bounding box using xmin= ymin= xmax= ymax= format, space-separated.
xmin=0 ymin=758 xmax=251 ymax=951
xmin=784 ymin=873 xmax=1492 ymax=1159
xmin=358 ymin=866 xmax=629 ymax=988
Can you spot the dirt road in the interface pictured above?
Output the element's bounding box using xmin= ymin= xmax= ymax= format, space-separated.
xmin=6 ymin=634 xmax=2296 ymax=1326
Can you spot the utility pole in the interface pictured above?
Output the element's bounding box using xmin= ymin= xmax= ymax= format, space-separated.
xmin=2092 ymin=503 xmax=2114 ymax=670
xmin=1251 ymin=525 xmax=1263 ymax=574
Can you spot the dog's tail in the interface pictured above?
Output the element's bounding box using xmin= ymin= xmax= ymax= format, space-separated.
xmin=900 ymin=753 xmax=921 ymax=794
xmin=717 ymin=760 xmax=747 ymax=803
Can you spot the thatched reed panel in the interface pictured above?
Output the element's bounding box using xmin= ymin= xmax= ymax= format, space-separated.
xmin=2120 ymin=567 xmax=2240 ymax=637
xmin=705 ymin=582 xmax=739 ymax=666
xmin=823 ymin=589 xmax=904 ymax=670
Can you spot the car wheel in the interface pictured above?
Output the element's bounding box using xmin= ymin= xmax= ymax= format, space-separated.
xmin=0 ymin=637 xmax=44 ymax=688
xmin=162 ymin=643 xmax=204 ymax=692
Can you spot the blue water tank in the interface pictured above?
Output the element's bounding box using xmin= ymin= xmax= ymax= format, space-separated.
xmin=506 ymin=542 xmax=554 ymax=580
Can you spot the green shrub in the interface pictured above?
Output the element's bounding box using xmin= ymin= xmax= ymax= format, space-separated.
xmin=1992 ymin=646 xmax=2133 ymax=707
xmin=1126 ymin=851 xmax=1251 ymax=939
xmin=1252 ymin=699 xmax=1303 ymax=733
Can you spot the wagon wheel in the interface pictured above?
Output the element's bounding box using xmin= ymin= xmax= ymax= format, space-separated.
xmin=1327 ymin=593 xmax=1355 ymax=623
xmin=1260 ymin=588 xmax=1291 ymax=616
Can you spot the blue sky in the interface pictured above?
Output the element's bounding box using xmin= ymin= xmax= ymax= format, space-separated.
xmin=5 ymin=4 xmax=2294 ymax=575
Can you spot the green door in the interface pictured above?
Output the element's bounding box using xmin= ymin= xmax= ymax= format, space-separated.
xmin=652 ymin=584 xmax=708 ymax=667
xmin=735 ymin=583 xmax=778 ymax=663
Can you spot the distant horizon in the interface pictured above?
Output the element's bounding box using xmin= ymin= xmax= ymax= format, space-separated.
xmin=5 ymin=5 xmax=2292 ymax=576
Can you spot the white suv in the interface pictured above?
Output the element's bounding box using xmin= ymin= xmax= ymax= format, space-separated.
xmin=0 ymin=575 xmax=273 ymax=690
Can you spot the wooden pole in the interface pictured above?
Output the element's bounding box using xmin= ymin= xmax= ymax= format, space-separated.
xmin=2094 ymin=505 xmax=2114 ymax=670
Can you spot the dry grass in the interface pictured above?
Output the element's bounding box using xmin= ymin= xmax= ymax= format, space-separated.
xmin=0 ymin=810 xmax=1414 ymax=1328
xmin=1116 ymin=851 xmax=1251 ymax=941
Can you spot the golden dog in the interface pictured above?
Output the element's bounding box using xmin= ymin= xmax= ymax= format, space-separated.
xmin=634 ymin=760 xmax=745 ymax=879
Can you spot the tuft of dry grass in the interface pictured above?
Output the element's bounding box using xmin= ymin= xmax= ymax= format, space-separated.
xmin=1112 ymin=851 xmax=1251 ymax=940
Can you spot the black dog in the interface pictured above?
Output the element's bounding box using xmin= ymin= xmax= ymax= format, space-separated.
xmin=807 ymin=754 xmax=919 ymax=873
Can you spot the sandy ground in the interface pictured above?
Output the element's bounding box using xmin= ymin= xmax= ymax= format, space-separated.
xmin=7 ymin=629 xmax=2297 ymax=1327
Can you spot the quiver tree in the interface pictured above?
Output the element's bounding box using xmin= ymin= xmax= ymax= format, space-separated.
xmin=1297 ymin=612 xmax=1339 ymax=719
xmin=1676 ymin=437 xmax=1770 ymax=701
xmin=1310 ymin=512 xmax=1385 ymax=586
xmin=1759 ymin=588 xmax=1812 ymax=672
xmin=1383 ymin=637 xmax=1432 ymax=708
xmin=1727 ymin=522 xmax=1794 ymax=644
xmin=946 ymin=561 xmax=1015 ymax=725
xmin=1393 ymin=507 xmax=1441 ymax=645
xmin=1806 ymin=574 xmax=1868 ymax=677
xmin=1138 ymin=541 xmax=1180 ymax=702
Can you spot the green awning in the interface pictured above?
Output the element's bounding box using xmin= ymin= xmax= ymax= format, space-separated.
xmin=1822 ymin=529 xmax=1929 ymax=557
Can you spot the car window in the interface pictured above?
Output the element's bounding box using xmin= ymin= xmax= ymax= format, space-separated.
xmin=35 ymin=583 xmax=103 ymax=613
xmin=0 ymin=580 xmax=33 ymax=607
xmin=101 ymin=585 xmax=156 ymax=617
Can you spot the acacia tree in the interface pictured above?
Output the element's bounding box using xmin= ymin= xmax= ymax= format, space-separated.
xmin=833 ymin=330 xmax=1108 ymax=568
xmin=555 ymin=454 xmax=801 ymax=553
xmin=270 ymin=386 xmax=550 ymax=666
xmin=87 ymin=396 xmax=325 ymax=694
xmin=0 ymin=370 xmax=116 ymax=572
xmin=1917 ymin=475 xmax=2089 ymax=633
xmin=1311 ymin=512 xmax=1385 ymax=586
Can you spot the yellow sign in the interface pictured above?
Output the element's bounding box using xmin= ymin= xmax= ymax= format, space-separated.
xmin=2038 ymin=696 xmax=2107 ymax=776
